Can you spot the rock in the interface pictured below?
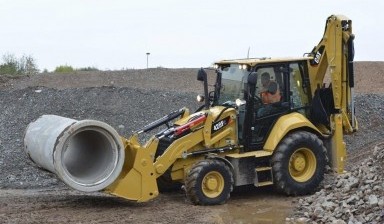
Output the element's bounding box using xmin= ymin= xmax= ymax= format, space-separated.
xmin=343 ymin=185 xmax=351 ymax=192
xmin=368 ymin=195 xmax=378 ymax=206
xmin=322 ymin=201 xmax=335 ymax=210
xmin=356 ymin=191 xmax=364 ymax=198
xmin=373 ymin=145 xmax=380 ymax=157
xmin=332 ymin=219 xmax=346 ymax=224
xmin=378 ymin=199 xmax=384 ymax=208
xmin=355 ymin=214 xmax=366 ymax=223
xmin=118 ymin=124 xmax=125 ymax=129
xmin=296 ymin=217 xmax=309 ymax=223
xmin=346 ymin=195 xmax=357 ymax=204
xmin=336 ymin=179 xmax=344 ymax=188
xmin=313 ymin=207 xmax=324 ymax=217
xmin=335 ymin=212 xmax=343 ymax=218
xmin=7 ymin=175 xmax=16 ymax=181
xmin=349 ymin=177 xmax=359 ymax=188
xmin=305 ymin=197 xmax=313 ymax=204
xmin=364 ymin=179 xmax=375 ymax=184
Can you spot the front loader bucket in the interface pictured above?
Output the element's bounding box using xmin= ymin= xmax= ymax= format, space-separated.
xmin=24 ymin=115 xmax=125 ymax=192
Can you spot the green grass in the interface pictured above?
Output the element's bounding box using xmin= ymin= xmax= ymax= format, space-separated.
xmin=77 ymin=66 xmax=99 ymax=72
xmin=0 ymin=54 xmax=39 ymax=76
xmin=54 ymin=65 xmax=74 ymax=73
xmin=54 ymin=65 xmax=99 ymax=73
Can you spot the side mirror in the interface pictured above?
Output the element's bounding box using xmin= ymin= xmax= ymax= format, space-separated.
xmin=247 ymin=72 xmax=257 ymax=85
xmin=197 ymin=68 xmax=207 ymax=81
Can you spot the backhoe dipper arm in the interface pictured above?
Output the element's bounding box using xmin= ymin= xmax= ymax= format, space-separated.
xmin=308 ymin=15 xmax=357 ymax=133
xmin=307 ymin=15 xmax=357 ymax=173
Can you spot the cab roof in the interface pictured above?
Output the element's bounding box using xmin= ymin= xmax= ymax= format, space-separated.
xmin=215 ymin=57 xmax=312 ymax=66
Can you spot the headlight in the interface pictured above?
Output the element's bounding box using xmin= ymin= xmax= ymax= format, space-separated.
xmin=197 ymin=95 xmax=205 ymax=102
xmin=239 ymin=64 xmax=248 ymax=70
xmin=213 ymin=64 xmax=219 ymax=69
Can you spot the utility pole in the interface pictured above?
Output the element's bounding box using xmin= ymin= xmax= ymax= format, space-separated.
xmin=146 ymin=52 xmax=150 ymax=68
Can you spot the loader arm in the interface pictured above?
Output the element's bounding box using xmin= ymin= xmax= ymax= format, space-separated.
xmin=307 ymin=15 xmax=357 ymax=172
xmin=106 ymin=107 xmax=238 ymax=202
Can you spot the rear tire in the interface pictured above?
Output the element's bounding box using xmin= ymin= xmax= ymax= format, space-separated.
xmin=185 ymin=159 xmax=234 ymax=205
xmin=271 ymin=131 xmax=327 ymax=195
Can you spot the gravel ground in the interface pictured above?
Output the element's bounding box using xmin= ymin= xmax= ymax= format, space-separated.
xmin=0 ymin=64 xmax=383 ymax=223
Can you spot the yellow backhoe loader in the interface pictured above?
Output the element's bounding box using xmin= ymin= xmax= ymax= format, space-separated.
xmin=24 ymin=15 xmax=357 ymax=205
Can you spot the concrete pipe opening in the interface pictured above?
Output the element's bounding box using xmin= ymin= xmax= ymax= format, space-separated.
xmin=57 ymin=127 xmax=121 ymax=190
xmin=24 ymin=115 xmax=125 ymax=192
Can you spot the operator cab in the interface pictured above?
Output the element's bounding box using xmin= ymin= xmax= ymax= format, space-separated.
xmin=199 ymin=58 xmax=312 ymax=151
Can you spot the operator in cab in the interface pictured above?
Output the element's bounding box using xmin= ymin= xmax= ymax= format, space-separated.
xmin=260 ymin=72 xmax=281 ymax=104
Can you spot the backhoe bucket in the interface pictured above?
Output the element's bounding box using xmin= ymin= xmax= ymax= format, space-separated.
xmin=24 ymin=115 xmax=125 ymax=192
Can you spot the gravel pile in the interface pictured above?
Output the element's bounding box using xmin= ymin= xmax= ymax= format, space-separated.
xmin=345 ymin=94 xmax=384 ymax=152
xmin=288 ymin=143 xmax=384 ymax=224
xmin=0 ymin=86 xmax=199 ymax=189
xmin=0 ymin=86 xmax=383 ymax=189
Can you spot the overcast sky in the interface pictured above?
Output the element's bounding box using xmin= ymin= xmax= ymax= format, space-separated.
xmin=0 ymin=0 xmax=383 ymax=70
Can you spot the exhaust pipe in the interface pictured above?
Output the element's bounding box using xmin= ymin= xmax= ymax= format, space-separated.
xmin=24 ymin=115 xmax=125 ymax=192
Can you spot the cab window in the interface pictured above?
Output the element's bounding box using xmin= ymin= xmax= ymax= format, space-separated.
xmin=253 ymin=65 xmax=287 ymax=118
xmin=289 ymin=62 xmax=310 ymax=114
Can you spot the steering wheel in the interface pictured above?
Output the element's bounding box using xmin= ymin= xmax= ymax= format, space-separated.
xmin=222 ymin=101 xmax=236 ymax=107
xmin=254 ymin=94 xmax=262 ymax=102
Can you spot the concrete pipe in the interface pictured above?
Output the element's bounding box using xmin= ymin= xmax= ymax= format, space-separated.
xmin=24 ymin=115 xmax=125 ymax=192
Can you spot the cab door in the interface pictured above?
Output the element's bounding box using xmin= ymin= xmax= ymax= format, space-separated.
xmin=243 ymin=63 xmax=290 ymax=150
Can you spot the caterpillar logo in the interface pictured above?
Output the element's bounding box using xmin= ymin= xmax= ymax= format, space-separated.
xmin=314 ymin=51 xmax=322 ymax=64
xmin=212 ymin=116 xmax=230 ymax=134
xmin=310 ymin=46 xmax=325 ymax=66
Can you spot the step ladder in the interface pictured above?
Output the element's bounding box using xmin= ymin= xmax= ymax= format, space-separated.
xmin=254 ymin=166 xmax=273 ymax=187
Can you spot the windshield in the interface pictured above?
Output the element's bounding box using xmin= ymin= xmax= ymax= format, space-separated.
xmin=218 ymin=64 xmax=250 ymax=105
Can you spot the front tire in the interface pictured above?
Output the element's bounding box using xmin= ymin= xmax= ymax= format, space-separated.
xmin=185 ymin=159 xmax=234 ymax=205
xmin=272 ymin=131 xmax=327 ymax=195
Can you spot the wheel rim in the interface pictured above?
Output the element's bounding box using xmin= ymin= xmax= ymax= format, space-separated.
xmin=201 ymin=171 xmax=224 ymax=198
xmin=289 ymin=148 xmax=317 ymax=182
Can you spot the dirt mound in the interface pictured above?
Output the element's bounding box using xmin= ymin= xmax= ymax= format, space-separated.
xmin=354 ymin=61 xmax=384 ymax=93
xmin=1 ymin=62 xmax=383 ymax=94
xmin=0 ymin=68 xmax=215 ymax=93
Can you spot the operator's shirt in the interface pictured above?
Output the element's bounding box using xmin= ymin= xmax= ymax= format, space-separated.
xmin=260 ymin=81 xmax=281 ymax=104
